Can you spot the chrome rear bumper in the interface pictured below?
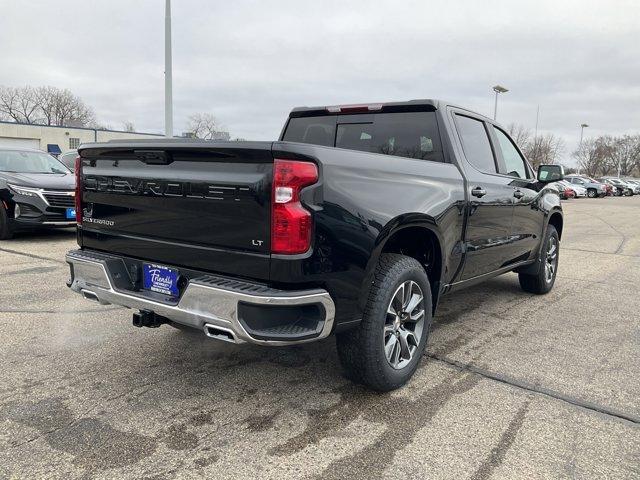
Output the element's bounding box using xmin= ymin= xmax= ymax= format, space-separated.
xmin=66 ymin=249 xmax=335 ymax=346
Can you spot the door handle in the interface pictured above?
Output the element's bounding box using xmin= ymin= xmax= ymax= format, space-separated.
xmin=513 ymin=190 xmax=524 ymax=199
xmin=471 ymin=187 xmax=487 ymax=198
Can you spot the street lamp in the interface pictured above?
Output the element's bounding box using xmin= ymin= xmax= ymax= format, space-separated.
xmin=577 ymin=124 xmax=588 ymax=174
xmin=579 ymin=123 xmax=589 ymax=146
xmin=165 ymin=0 xmax=173 ymax=138
xmin=492 ymin=85 xmax=509 ymax=120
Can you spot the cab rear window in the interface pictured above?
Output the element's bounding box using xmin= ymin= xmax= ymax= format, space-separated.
xmin=282 ymin=112 xmax=444 ymax=162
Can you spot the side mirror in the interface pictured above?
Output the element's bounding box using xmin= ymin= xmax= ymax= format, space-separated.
xmin=537 ymin=164 xmax=564 ymax=183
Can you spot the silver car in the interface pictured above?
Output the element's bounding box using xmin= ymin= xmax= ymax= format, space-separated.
xmin=564 ymin=175 xmax=607 ymax=198
xmin=622 ymin=179 xmax=640 ymax=194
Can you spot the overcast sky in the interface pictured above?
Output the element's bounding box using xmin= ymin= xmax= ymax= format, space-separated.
xmin=1 ymin=0 xmax=638 ymax=164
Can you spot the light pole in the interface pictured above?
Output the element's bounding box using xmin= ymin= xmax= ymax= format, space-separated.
xmin=577 ymin=123 xmax=588 ymax=174
xmin=579 ymin=123 xmax=588 ymax=147
xmin=492 ymin=85 xmax=508 ymax=120
xmin=164 ymin=0 xmax=173 ymax=138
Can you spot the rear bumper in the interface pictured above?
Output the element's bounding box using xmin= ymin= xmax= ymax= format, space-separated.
xmin=65 ymin=249 xmax=335 ymax=346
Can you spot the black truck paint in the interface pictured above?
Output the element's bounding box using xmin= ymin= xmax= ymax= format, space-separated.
xmin=67 ymin=99 xmax=563 ymax=390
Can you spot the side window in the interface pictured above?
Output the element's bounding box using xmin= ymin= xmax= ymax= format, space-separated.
xmin=455 ymin=115 xmax=497 ymax=173
xmin=371 ymin=112 xmax=443 ymax=162
xmin=492 ymin=127 xmax=529 ymax=179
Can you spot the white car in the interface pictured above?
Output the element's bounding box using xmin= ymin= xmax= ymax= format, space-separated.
xmin=623 ymin=179 xmax=640 ymax=194
xmin=558 ymin=180 xmax=587 ymax=197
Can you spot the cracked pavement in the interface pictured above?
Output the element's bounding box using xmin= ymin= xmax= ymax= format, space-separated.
xmin=0 ymin=196 xmax=639 ymax=479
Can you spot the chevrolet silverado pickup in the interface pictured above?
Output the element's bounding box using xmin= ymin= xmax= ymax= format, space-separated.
xmin=66 ymin=99 xmax=564 ymax=391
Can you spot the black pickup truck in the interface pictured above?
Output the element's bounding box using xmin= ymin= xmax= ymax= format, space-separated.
xmin=66 ymin=99 xmax=564 ymax=391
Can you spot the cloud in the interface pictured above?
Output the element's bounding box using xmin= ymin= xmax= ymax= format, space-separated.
xmin=1 ymin=0 xmax=638 ymax=164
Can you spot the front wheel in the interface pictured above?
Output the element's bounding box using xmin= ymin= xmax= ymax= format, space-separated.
xmin=0 ymin=206 xmax=14 ymax=240
xmin=587 ymin=188 xmax=597 ymax=198
xmin=336 ymin=254 xmax=432 ymax=391
xmin=519 ymin=225 xmax=559 ymax=294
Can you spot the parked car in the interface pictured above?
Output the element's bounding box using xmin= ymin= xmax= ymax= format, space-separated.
xmin=563 ymin=180 xmax=586 ymax=197
xmin=65 ymin=99 xmax=564 ymax=391
xmin=564 ymin=175 xmax=606 ymax=198
xmin=549 ymin=182 xmax=576 ymax=200
xmin=611 ymin=178 xmax=634 ymax=196
xmin=601 ymin=182 xmax=615 ymax=196
xmin=599 ymin=178 xmax=630 ymax=196
xmin=551 ymin=180 xmax=576 ymax=200
xmin=622 ymin=179 xmax=640 ymax=194
xmin=58 ymin=149 xmax=78 ymax=172
xmin=0 ymin=147 xmax=76 ymax=239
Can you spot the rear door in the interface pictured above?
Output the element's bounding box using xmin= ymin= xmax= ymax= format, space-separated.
xmin=452 ymin=112 xmax=515 ymax=280
xmin=79 ymin=142 xmax=274 ymax=280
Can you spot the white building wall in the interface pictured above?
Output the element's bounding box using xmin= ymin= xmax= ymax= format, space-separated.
xmin=0 ymin=122 xmax=162 ymax=153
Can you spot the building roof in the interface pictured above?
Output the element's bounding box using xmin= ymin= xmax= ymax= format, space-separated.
xmin=0 ymin=119 xmax=163 ymax=136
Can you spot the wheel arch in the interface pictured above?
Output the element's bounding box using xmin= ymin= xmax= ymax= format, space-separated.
xmin=548 ymin=209 xmax=563 ymax=240
xmin=360 ymin=214 xmax=445 ymax=315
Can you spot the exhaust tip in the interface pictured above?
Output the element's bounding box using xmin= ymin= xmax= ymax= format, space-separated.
xmin=81 ymin=290 xmax=100 ymax=302
xmin=204 ymin=324 xmax=237 ymax=344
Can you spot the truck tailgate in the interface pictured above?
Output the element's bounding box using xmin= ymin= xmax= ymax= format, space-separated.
xmin=78 ymin=142 xmax=273 ymax=280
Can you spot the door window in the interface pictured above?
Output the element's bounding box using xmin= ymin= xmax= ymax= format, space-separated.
xmin=492 ymin=127 xmax=529 ymax=179
xmin=455 ymin=115 xmax=497 ymax=173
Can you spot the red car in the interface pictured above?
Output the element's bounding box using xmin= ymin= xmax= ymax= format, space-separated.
xmin=603 ymin=183 xmax=614 ymax=196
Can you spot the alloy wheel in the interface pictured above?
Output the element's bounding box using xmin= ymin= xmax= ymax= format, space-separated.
xmin=545 ymin=236 xmax=558 ymax=283
xmin=384 ymin=280 xmax=425 ymax=370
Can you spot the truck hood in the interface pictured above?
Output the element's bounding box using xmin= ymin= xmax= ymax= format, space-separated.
xmin=0 ymin=172 xmax=75 ymax=191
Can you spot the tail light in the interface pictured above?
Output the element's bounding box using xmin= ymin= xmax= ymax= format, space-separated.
xmin=74 ymin=156 xmax=82 ymax=224
xmin=271 ymin=159 xmax=318 ymax=254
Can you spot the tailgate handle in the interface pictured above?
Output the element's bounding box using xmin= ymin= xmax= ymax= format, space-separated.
xmin=134 ymin=150 xmax=173 ymax=165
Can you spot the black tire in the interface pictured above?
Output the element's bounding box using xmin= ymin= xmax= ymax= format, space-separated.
xmin=519 ymin=225 xmax=559 ymax=294
xmin=336 ymin=254 xmax=432 ymax=392
xmin=587 ymin=188 xmax=597 ymax=198
xmin=0 ymin=206 xmax=14 ymax=240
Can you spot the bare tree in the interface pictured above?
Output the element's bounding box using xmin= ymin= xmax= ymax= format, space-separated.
xmin=523 ymin=133 xmax=565 ymax=169
xmin=0 ymin=86 xmax=40 ymax=123
xmin=186 ymin=113 xmax=230 ymax=140
xmin=122 ymin=121 xmax=136 ymax=132
xmin=0 ymin=85 xmax=95 ymax=127
xmin=605 ymin=135 xmax=640 ymax=176
xmin=573 ymin=138 xmax=601 ymax=177
xmin=49 ymin=88 xmax=95 ymax=127
xmin=506 ymin=123 xmax=531 ymax=151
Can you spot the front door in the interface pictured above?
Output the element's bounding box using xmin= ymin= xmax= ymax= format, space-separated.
xmin=489 ymin=125 xmax=543 ymax=263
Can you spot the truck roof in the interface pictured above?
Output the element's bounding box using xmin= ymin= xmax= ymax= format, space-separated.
xmin=289 ymin=99 xmax=441 ymax=117
xmin=288 ymin=99 xmax=493 ymax=122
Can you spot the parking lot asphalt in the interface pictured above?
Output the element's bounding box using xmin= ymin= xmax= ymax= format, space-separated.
xmin=1 ymin=196 xmax=639 ymax=479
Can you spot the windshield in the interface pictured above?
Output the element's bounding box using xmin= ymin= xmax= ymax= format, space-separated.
xmin=0 ymin=150 xmax=69 ymax=174
xmin=58 ymin=151 xmax=77 ymax=172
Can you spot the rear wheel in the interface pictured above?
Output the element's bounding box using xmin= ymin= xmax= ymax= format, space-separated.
xmin=0 ymin=206 xmax=14 ymax=240
xmin=336 ymin=254 xmax=432 ymax=391
xmin=519 ymin=225 xmax=559 ymax=294
xmin=587 ymin=188 xmax=597 ymax=198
